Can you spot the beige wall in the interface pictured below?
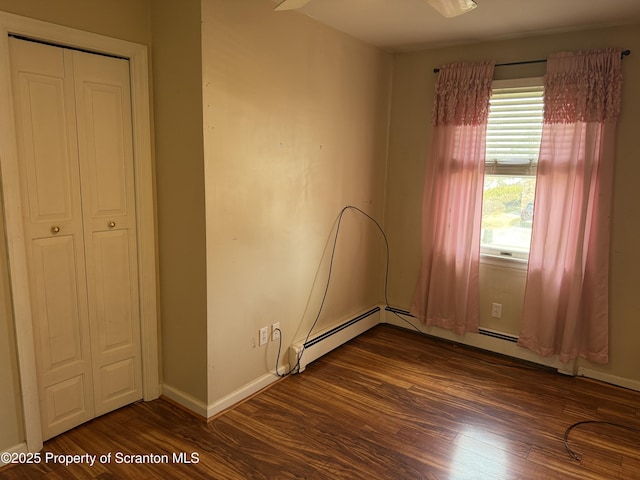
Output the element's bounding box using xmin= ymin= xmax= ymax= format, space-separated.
xmin=0 ymin=0 xmax=151 ymax=46
xmin=478 ymin=262 xmax=527 ymax=336
xmin=201 ymin=0 xmax=392 ymax=401
xmin=151 ymin=0 xmax=208 ymax=404
xmin=386 ymin=24 xmax=640 ymax=382
xmin=0 ymin=0 xmax=152 ymax=451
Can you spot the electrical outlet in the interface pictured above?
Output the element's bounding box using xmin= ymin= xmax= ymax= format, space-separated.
xmin=271 ymin=322 xmax=280 ymax=342
xmin=491 ymin=303 xmax=503 ymax=319
xmin=259 ymin=327 xmax=269 ymax=346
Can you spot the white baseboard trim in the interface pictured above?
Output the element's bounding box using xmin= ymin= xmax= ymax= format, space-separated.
xmin=0 ymin=442 xmax=28 ymax=467
xmin=161 ymin=384 xmax=209 ymax=418
xmin=163 ymin=306 xmax=640 ymax=421
xmin=205 ymin=307 xmax=381 ymax=417
xmin=577 ymin=367 xmax=640 ymax=392
xmin=383 ymin=307 xmax=640 ymax=390
xmin=382 ymin=307 xmax=576 ymax=373
xmin=206 ymin=371 xmax=282 ymax=419
xmin=162 ymin=371 xmax=284 ymax=420
xmin=163 ymin=307 xmax=380 ymax=419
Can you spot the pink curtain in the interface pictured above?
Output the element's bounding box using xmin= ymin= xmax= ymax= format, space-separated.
xmin=411 ymin=62 xmax=494 ymax=335
xmin=518 ymin=49 xmax=623 ymax=364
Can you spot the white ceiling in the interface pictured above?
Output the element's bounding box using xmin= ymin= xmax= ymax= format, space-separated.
xmin=287 ymin=0 xmax=640 ymax=52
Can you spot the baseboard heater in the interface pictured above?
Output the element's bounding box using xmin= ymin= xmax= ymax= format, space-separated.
xmin=384 ymin=306 xmax=518 ymax=343
xmin=289 ymin=306 xmax=380 ymax=373
xmin=478 ymin=327 xmax=518 ymax=343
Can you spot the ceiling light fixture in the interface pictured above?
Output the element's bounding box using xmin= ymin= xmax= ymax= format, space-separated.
xmin=424 ymin=0 xmax=478 ymax=18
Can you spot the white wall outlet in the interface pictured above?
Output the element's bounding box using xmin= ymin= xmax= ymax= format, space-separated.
xmin=271 ymin=322 xmax=280 ymax=342
xmin=259 ymin=326 xmax=269 ymax=346
xmin=491 ymin=303 xmax=503 ymax=319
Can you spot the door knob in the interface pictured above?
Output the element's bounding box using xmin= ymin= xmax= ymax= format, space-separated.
xmin=108 ymin=221 xmax=116 ymax=229
xmin=51 ymin=226 xmax=60 ymax=234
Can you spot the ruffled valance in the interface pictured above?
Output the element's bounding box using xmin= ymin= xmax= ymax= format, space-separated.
xmin=544 ymin=49 xmax=623 ymax=124
xmin=432 ymin=62 xmax=494 ymax=126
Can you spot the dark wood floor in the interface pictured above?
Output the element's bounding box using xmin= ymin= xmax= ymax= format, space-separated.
xmin=2 ymin=324 xmax=639 ymax=479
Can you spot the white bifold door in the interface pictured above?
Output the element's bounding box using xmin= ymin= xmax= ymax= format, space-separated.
xmin=9 ymin=37 xmax=142 ymax=440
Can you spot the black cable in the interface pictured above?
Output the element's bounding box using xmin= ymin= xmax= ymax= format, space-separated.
xmin=274 ymin=205 xmax=389 ymax=377
xmin=271 ymin=207 xmax=640 ymax=466
xmin=273 ymin=204 xmax=542 ymax=376
xmin=272 ymin=208 xmax=640 ymax=468
xmin=564 ymin=420 xmax=640 ymax=461
xmin=273 ymin=327 xmax=284 ymax=377
xmin=273 ymin=205 xmax=348 ymax=377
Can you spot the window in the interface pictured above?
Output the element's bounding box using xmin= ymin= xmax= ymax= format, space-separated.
xmin=480 ymin=78 xmax=544 ymax=261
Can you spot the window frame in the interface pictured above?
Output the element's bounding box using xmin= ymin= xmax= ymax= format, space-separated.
xmin=480 ymin=76 xmax=544 ymax=265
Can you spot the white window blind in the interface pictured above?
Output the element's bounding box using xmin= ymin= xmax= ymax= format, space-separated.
xmin=485 ymin=78 xmax=544 ymax=176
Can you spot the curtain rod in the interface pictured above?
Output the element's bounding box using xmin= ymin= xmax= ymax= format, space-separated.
xmin=432 ymin=49 xmax=631 ymax=73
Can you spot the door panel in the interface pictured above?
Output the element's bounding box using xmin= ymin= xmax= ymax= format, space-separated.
xmin=73 ymin=51 xmax=135 ymax=223
xmin=10 ymin=39 xmax=83 ymax=232
xmin=88 ymin=230 xmax=142 ymax=413
xmin=72 ymin=50 xmax=142 ymax=416
xmin=31 ymin=235 xmax=95 ymax=437
xmin=31 ymin=236 xmax=85 ymax=370
xmin=19 ymin=76 xmax=75 ymax=221
xmin=43 ymin=374 xmax=91 ymax=433
xmin=91 ymin=231 xmax=136 ymax=352
xmin=78 ymin=84 xmax=130 ymax=218
xmin=9 ymin=38 xmax=95 ymax=440
xmin=98 ymin=357 xmax=138 ymax=410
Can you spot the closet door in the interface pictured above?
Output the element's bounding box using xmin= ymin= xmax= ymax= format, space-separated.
xmin=9 ymin=37 xmax=143 ymax=439
xmin=72 ymin=50 xmax=143 ymax=416
xmin=9 ymin=38 xmax=95 ymax=440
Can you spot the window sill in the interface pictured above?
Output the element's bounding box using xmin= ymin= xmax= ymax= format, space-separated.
xmin=480 ymin=253 xmax=528 ymax=270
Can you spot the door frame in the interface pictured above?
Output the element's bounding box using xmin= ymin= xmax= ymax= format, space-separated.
xmin=0 ymin=11 xmax=159 ymax=452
